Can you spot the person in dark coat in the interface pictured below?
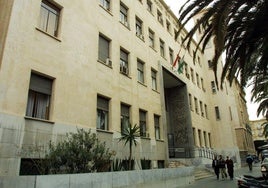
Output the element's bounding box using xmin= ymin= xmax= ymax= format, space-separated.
xmin=218 ymin=155 xmax=228 ymax=180
xmin=246 ymin=154 xmax=253 ymax=171
xmin=226 ymin=156 xmax=234 ymax=180
xmin=212 ymin=155 xmax=220 ymax=180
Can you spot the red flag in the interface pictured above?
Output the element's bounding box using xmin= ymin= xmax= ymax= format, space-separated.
xmin=172 ymin=55 xmax=181 ymax=67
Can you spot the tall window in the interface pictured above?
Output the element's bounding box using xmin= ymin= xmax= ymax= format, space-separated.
xmin=135 ymin=17 xmax=143 ymax=38
xmin=39 ymin=0 xmax=60 ymax=37
xmin=97 ymin=96 xmax=109 ymax=130
xmin=147 ymin=0 xmax=152 ymax=12
xmin=151 ymin=69 xmax=157 ymax=90
xmin=120 ymin=3 xmax=128 ymax=27
xmin=26 ymin=73 xmax=52 ymax=120
xmin=211 ymin=81 xmax=216 ymax=93
xmin=169 ymin=48 xmax=174 ymax=65
xmin=203 ymin=131 xmax=207 ymax=147
xmin=196 ymin=73 xmax=200 ymax=87
xmin=160 ymin=39 xmax=165 ymax=57
xmin=154 ymin=115 xmax=160 ymax=139
xmin=121 ymin=104 xmax=130 ymax=133
xmin=137 ymin=60 xmax=145 ymax=83
xmin=190 ymin=68 xmax=194 ymax=83
xmin=192 ymin=128 xmax=196 ymax=146
xmin=98 ymin=34 xmax=110 ymax=63
xmin=208 ymin=133 xmax=212 ymax=148
xmin=166 ymin=20 xmax=171 ymax=33
xmin=204 ymin=104 xmax=208 ymax=119
xmin=201 ymin=78 xmax=205 ymax=91
xmin=189 ymin=93 xmax=193 ymax=111
xmin=120 ymin=48 xmax=129 ymax=75
xmin=139 ymin=110 xmax=147 ymax=137
xmin=157 ymin=10 xmax=163 ymax=25
xmin=198 ymin=129 xmax=202 ymax=146
xmin=194 ymin=97 xmax=198 ymax=114
xmin=200 ymin=101 xmax=204 ymax=117
xmin=229 ymin=106 xmax=233 ymax=120
xmin=100 ymin=0 xmax=110 ymax=11
xmin=215 ymin=106 xmax=220 ymax=120
xmin=185 ymin=63 xmax=189 ymax=78
xmin=148 ymin=29 xmax=155 ymax=48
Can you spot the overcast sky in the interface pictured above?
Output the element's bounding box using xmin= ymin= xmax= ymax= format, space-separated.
xmin=164 ymin=0 xmax=262 ymax=120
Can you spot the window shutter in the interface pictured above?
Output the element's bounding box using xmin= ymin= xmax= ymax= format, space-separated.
xmin=99 ymin=36 xmax=109 ymax=61
xmin=120 ymin=50 xmax=128 ymax=62
xmin=29 ymin=74 xmax=52 ymax=95
xmin=97 ymin=97 xmax=109 ymax=111
xmin=121 ymin=105 xmax=129 ymax=116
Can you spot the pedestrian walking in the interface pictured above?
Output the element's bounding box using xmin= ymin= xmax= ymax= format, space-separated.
xmin=225 ymin=156 xmax=234 ymax=180
xmin=246 ymin=154 xmax=253 ymax=171
xmin=218 ymin=155 xmax=228 ymax=180
xmin=212 ymin=155 xmax=220 ymax=180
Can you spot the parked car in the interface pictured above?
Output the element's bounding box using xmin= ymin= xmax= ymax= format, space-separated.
xmin=261 ymin=157 xmax=268 ymax=179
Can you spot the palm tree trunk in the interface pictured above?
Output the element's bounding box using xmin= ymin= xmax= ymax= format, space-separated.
xmin=129 ymin=142 xmax=132 ymax=170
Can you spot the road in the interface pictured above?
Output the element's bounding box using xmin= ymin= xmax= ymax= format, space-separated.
xmin=183 ymin=163 xmax=262 ymax=188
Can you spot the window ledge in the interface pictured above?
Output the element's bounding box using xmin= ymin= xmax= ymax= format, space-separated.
xmin=152 ymin=89 xmax=159 ymax=94
xmin=119 ymin=21 xmax=130 ymax=30
xmin=156 ymin=139 xmax=164 ymax=142
xmin=96 ymin=129 xmax=113 ymax=134
xmin=138 ymin=81 xmax=147 ymax=87
xmin=149 ymin=46 xmax=157 ymax=52
xmin=120 ymin=72 xmax=132 ymax=79
xmin=35 ymin=27 xmax=61 ymax=42
xmin=97 ymin=59 xmax=113 ymax=68
xmin=24 ymin=116 xmax=55 ymax=124
xmin=99 ymin=5 xmax=113 ymax=16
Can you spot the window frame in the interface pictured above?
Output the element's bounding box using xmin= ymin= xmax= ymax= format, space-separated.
xmin=26 ymin=73 xmax=53 ymax=120
xmin=151 ymin=69 xmax=157 ymax=91
xmin=148 ymin=29 xmax=155 ymax=48
xmin=39 ymin=0 xmax=61 ymax=37
xmin=120 ymin=48 xmax=129 ymax=75
xmin=139 ymin=109 xmax=147 ymax=137
xmin=120 ymin=3 xmax=128 ymax=27
xmin=100 ymin=0 xmax=111 ymax=11
xmin=121 ymin=103 xmax=130 ymax=134
xmin=98 ymin=34 xmax=111 ymax=63
xmin=137 ymin=59 xmax=145 ymax=84
xmin=159 ymin=39 xmax=165 ymax=57
xmin=215 ymin=106 xmax=221 ymax=120
xmin=97 ymin=95 xmax=110 ymax=130
xmin=154 ymin=114 xmax=160 ymax=139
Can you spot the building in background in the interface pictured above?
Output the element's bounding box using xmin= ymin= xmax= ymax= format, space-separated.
xmin=0 ymin=0 xmax=253 ymax=175
xmin=251 ymin=119 xmax=267 ymax=156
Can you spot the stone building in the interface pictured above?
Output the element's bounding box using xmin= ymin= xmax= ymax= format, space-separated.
xmin=0 ymin=0 xmax=253 ymax=175
xmin=251 ymin=119 xmax=267 ymax=154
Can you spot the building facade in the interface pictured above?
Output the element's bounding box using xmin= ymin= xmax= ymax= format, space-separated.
xmin=0 ymin=0 xmax=253 ymax=175
xmin=251 ymin=119 xmax=267 ymax=154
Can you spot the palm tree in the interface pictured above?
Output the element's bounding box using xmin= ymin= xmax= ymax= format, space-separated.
xmin=119 ymin=123 xmax=140 ymax=170
xmin=176 ymin=0 xmax=268 ymax=115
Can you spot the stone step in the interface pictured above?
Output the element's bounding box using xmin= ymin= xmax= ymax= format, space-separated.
xmin=194 ymin=168 xmax=214 ymax=180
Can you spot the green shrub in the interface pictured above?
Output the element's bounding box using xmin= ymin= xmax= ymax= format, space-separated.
xmin=45 ymin=128 xmax=112 ymax=174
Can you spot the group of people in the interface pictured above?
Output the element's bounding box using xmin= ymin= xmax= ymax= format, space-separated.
xmin=212 ymin=155 xmax=234 ymax=180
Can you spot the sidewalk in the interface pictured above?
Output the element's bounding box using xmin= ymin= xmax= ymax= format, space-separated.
xmin=183 ymin=163 xmax=262 ymax=188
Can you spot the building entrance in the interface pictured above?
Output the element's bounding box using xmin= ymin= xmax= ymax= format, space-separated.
xmin=162 ymin=68 xmax=194 ymax=158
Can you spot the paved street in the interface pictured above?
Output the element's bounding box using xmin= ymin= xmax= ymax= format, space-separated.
xmin=182 ymin=163 xmax=262 ymax=188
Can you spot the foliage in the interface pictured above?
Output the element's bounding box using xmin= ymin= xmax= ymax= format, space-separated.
xmin=119 ymin=123 xmax=140 ymax=170
xmin=262 ymin=121 xmax=268 ymax=138
xmin=112 ymin=158 xmax=123 ymax=171
xmin=45 ymin=128 xmax=112 ymax=174
xmin=176 ymin=0 xmax=268 ymax=118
